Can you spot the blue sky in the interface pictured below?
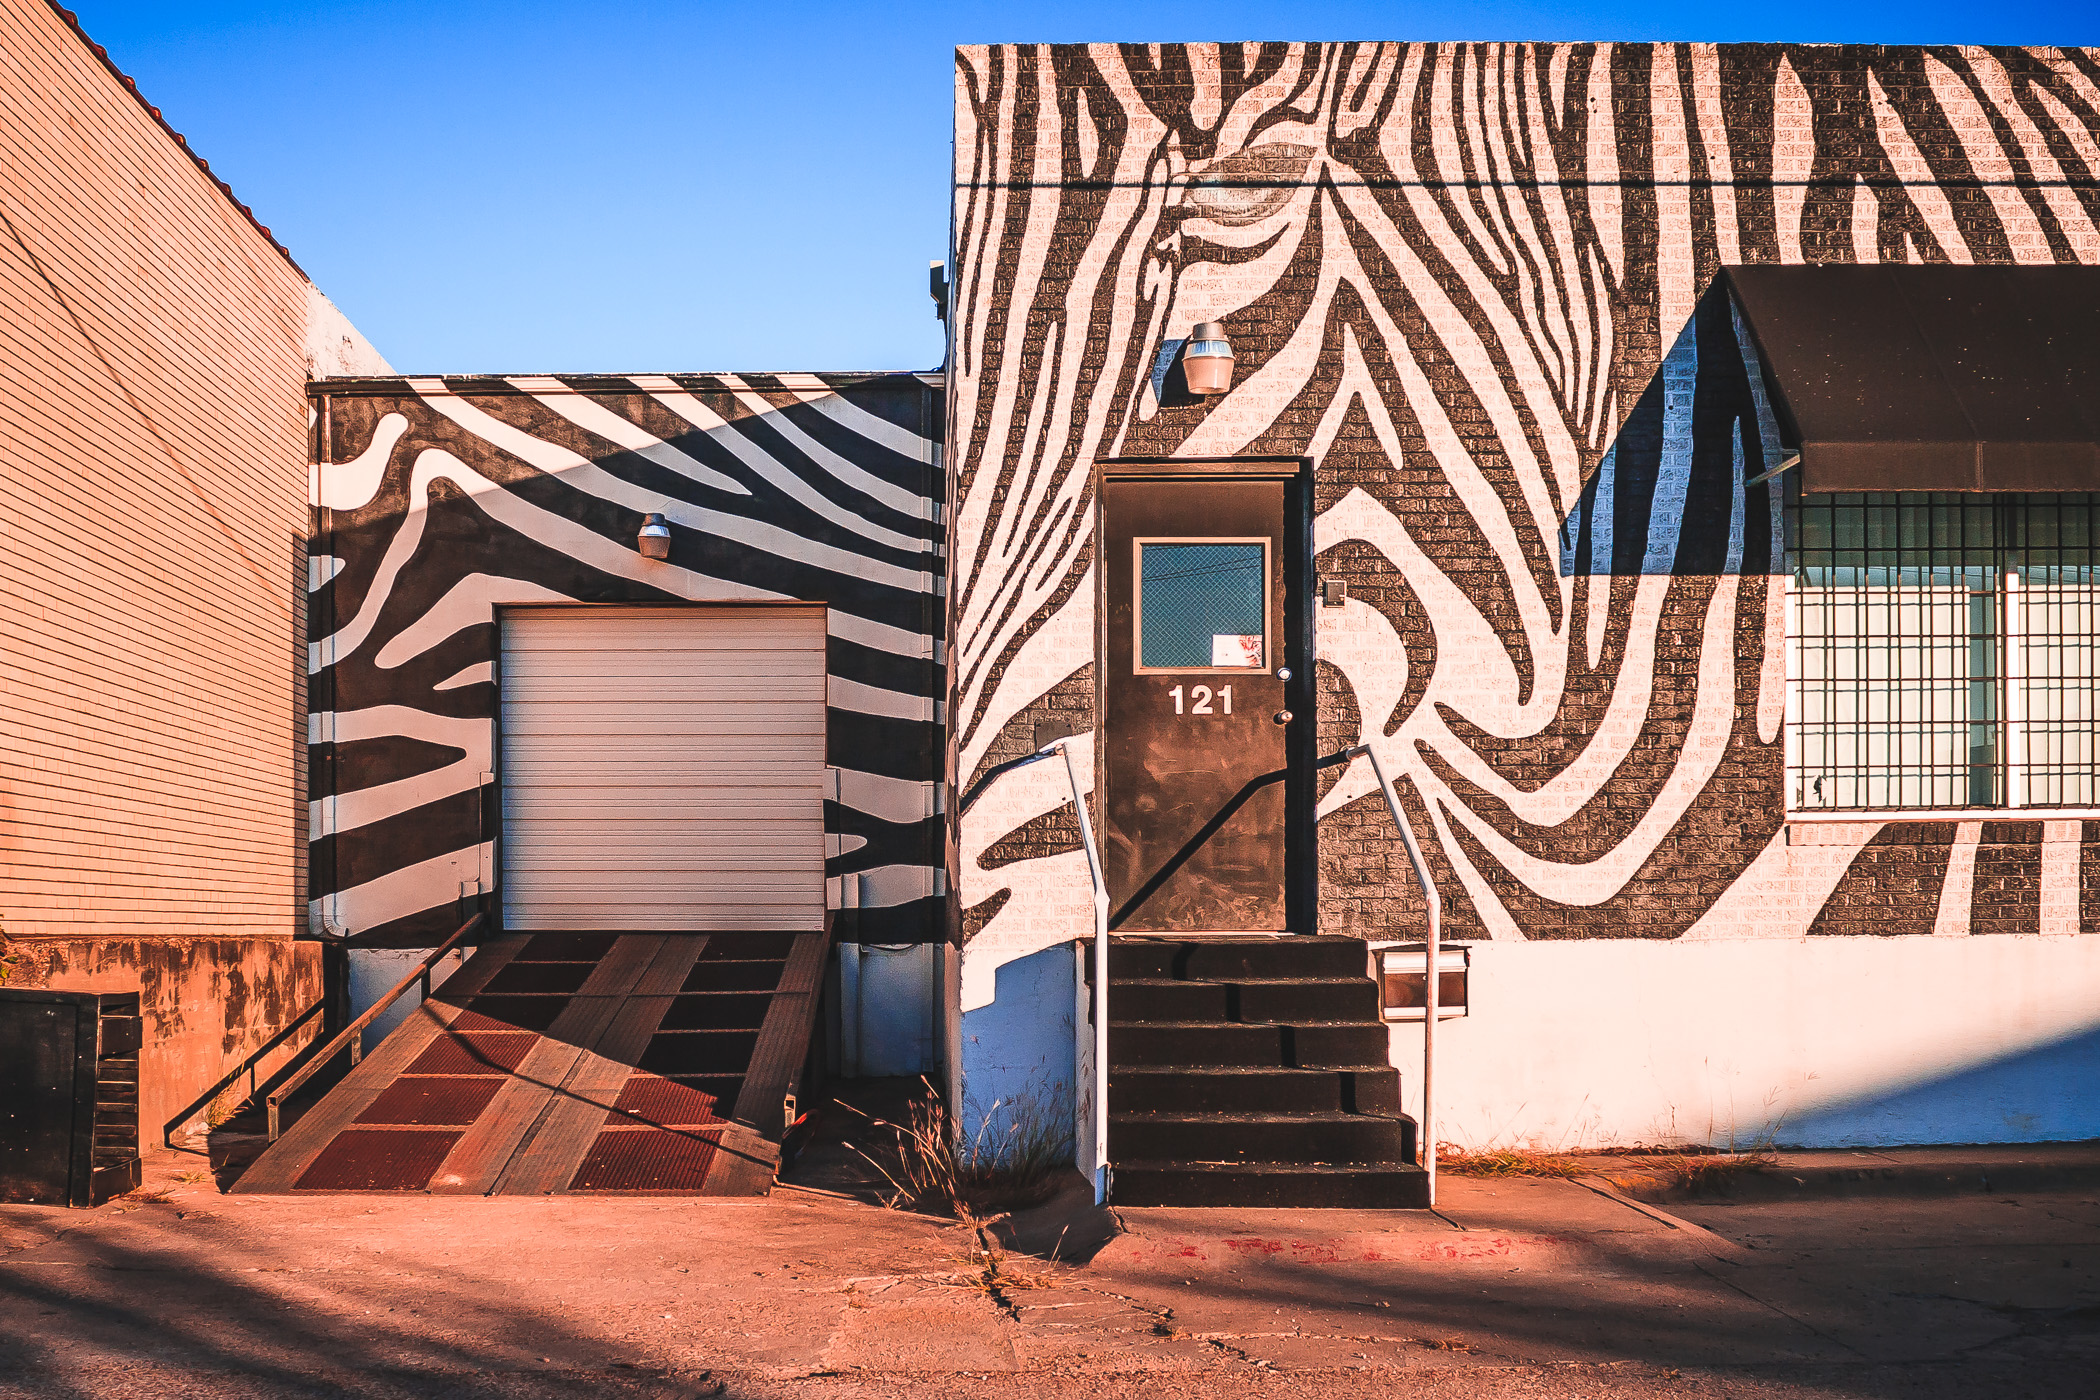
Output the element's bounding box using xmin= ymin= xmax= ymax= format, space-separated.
xmin=70 ymin=2 xmax=2100 ymax=375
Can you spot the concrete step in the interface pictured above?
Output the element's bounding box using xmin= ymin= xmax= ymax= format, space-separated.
xmin=1109 ymin=1110 xmax=1416 ymax=1165
xmin=1109 ymin=1065 xmax=1399 ymax=1116
xmin=1111 ymin=1159 xmax=1431 ymax=1208
xmin=1108 ymin=1020 xmax=1390 ymax=1068
xmin=1107 ymin=935 xmax=1368 ymax=982
xmin=1109 ymin=976 xmax=1380 ymax=1023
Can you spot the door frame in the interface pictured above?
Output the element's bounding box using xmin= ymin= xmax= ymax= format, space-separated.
xmin=1093 ymin=456 xmax=1317 ymax=934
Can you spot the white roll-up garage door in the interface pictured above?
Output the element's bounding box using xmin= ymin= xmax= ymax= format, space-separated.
xmin=499 ymin=605 xmax=827 ymax=931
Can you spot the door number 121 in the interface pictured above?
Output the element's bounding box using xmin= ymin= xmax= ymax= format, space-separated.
xmin=1169 ymin=685 xmax=1231 ymax=715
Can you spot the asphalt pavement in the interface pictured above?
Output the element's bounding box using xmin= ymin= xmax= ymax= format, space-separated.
xmin=2 ymin=1134 xmax=2096 ymax=1398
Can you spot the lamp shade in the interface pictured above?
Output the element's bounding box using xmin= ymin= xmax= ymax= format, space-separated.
xmin=1183 ymin=322 xmax=1234 ymax=396
xmin=637 ymin=512 xmax=672 ymax=559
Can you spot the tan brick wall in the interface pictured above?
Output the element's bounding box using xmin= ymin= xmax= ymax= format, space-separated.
xmin=0 ymin=0 xmax=313 ymax=940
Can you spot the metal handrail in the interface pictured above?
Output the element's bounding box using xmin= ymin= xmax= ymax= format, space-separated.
xmin=1009 ymin=738 xmax=1111 ymax=1204
xmin=265 ymin=912 xmax=484 ymax=1142
xmin=1343 ymin=742 xmax=1442 ymax=1207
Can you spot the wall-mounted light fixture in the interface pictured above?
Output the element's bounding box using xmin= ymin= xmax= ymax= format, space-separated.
xmin=1183 ymin=322 xmax=1234 ymax=396
xmin=637 ymin=512 xmax=672 ymax=560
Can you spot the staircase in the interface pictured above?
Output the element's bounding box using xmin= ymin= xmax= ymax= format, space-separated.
xmin=1106 ymin=935 xmax=1428 ymax=1207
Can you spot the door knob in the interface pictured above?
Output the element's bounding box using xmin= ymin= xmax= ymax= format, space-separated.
xmin=1272 ymin=710 xmax=1293 ymax=725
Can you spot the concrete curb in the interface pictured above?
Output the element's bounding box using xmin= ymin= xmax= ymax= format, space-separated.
xmin=1599 ymin=1145 xmax=2100 ymax=1205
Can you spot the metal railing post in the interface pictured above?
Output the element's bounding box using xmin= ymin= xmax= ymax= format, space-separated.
xmin=263 ymin=912 xmax=483 ymax=1142
xmin=1055 ymin=740 xmax=1112 ymax=1206
xmin=1346 ymin=743 xmax=1441 ymax=1207
xmin=999 ymin=739 xmax=1112 ymax=1205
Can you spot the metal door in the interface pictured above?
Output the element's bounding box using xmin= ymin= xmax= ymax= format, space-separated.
xmin=1101 ymin=469 xmax=1304 ymax=931
xmin=499 ymin=605 xmax=828 ymax=931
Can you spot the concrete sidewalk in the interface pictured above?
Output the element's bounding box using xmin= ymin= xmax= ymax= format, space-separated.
xmin=1 ymin=1142 xmax=2096 ymax=1398
xmin=1589 ymin=1142 xmax=2100 ymax=1203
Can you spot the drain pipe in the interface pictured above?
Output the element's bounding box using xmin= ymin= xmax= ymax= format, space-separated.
xmin=1349 ymin=743 xmax=1440 ymax=1208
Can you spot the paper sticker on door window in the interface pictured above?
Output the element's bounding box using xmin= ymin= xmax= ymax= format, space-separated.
xmin=1211 ymin=634 xmax=1263 ymax=668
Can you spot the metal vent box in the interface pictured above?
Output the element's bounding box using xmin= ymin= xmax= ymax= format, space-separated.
xmin=1373 ymin=943 xmax=1469 ymax=1022
xmin=0 ymin=989 xmax=143 ymax=1206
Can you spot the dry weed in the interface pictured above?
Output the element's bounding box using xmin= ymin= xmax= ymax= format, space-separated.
xmin=1645 ymin=1149 xmax=1779 ymax=1193
xmin=837 ymin=1077 xmax=1071 ymax=1217
xmin=1437 ymin=1144 xmax=1587 ymax=1179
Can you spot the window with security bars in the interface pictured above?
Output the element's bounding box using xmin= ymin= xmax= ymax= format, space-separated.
xmin=1787 ymin=492 xmax=2099 ymax=811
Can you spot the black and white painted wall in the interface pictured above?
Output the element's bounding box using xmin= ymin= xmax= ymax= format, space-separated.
xmin=947 ymin=43 xmax=2100 ymax=1149
xmin=308 ymin=372 xmax=946 ymax=951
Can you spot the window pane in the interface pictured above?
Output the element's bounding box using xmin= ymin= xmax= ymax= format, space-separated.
xmin=1788 ymin=491 xmax=2099 ymax=811
xmin=1789 ymin=492 xmax=1998 ymax=810
xmin=1139 ymin=542 xmax=1265 ymax=669
xmin=2010 ymin=495 xmax=2100 ymax=806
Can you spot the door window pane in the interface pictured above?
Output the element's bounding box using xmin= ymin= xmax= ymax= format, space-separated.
xmin=1138 ymin=542 xmax=1265 ymax=669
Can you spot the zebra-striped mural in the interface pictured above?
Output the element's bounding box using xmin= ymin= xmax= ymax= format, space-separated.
xmin=310 ymin=372 xmax=944 ymax=948
xmin=948 ymin=42 xmax=2100 ymax=993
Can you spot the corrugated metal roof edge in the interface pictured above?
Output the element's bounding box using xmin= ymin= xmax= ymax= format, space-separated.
xmin=48 ymin=2 xmax=305 ymax=279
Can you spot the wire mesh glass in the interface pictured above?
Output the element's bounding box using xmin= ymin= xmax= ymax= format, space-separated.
xmin=1787 ymin=491 xmax=2098 ymax=810
xmin=2010 ymin=497 xmax=2100 ymax=806
xmin=1138 ymin=542 xmax=1266 ymax=669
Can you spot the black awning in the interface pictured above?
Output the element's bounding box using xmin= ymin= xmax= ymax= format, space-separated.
xmin=1722 ymin=265 xmax=2100 ymax=493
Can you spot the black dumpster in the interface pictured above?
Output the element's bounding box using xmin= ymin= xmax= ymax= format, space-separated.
xmin=0 ymin=989 xmax=143 ymax=1206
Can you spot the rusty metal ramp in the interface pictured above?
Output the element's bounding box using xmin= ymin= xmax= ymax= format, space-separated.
xmin=235 ymin=931 xmax=824 ymax=1196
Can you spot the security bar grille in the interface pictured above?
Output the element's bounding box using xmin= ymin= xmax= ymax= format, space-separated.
xmin=1787 ymin=492 xmax=2099 ymax=811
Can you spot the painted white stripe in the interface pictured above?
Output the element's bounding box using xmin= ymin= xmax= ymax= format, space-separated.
xmin=513 ymin=383 xmax=749 ymax=496
xmin=720 ymin=377 xmax=930 ymax=519
xmin=1679 ymin=825 xmax=1871 ymax=940
xmin=793 ymin=387 xmax=936 ymax=463
xmin=645 ymin=388 xmax=930 ymax=554
xmin=415 ymin=390 xmax=931 ymax=591
xmin=315 ymin=412 xmax=409 ymax=511
xmin=1925 ymin=54 xmax=2055 ymax=263
xmin=1773 ymin=57 xmax=1811 ymax=265
xmin=845 ymin=864 xmax=938 ymax=909
xmin=309 ymin=706 xmax=489 ymax=839
xmin=2041 ymin=820 xmax=2084 ymax=936
xmin=374 ymin=575 xmax=573 ymax=669
xmin=1934 ymin=822 xmax=1983 ymax=936
xmin=317 ymin=843 xmax=492 ymax=938
xmin=311 ymin=447 xmax=927 ymax=674
xmin=1867 ymin=69 xmax=1974 ymax=263
xmin=1642 ymin=321 xmax=1696 ymax=576
xmin=830 ymin=675 xmax=940 ymax=725
xmin=834 ymin=768 xmax=936 ymax=824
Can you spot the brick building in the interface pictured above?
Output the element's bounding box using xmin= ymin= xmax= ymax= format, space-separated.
xmin=12 ymin=25 xmax=2100 ymax=1206
xmin=946 ymin=43 xmax=2100 ymax=1199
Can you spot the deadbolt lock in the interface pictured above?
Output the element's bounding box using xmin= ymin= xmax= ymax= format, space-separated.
xmin=1272 ymin=710 xmax=1293 ymax=725
xmin=1275 ymin=667 xmax=1292 ymax=681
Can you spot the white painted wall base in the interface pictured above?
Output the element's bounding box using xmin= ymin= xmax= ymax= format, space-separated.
xmin=1403 ymin=937 xmax=2100 ymax=1150
xmin=954 ymin=942 xmax=1076 ymax=1145
xmin=346 ymin=946 xmax=467 ymax=1052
